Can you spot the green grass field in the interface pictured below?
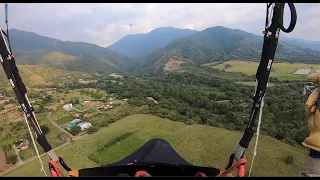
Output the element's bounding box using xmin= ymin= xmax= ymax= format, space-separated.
xmin=3 ymin=114 xmax=308 ymax=177
xmin=19 ymin=117 xmax=68 ymax=161
xmin=212 ymin=60 xmax=320 ymax=81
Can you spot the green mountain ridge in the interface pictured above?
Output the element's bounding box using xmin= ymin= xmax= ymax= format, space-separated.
xmin=9 ymin=29 xmax=134 ymax=73
xmin=131 ymin=26 xmax=320 ymax=74
xmin=108 ymin=27 xmax=198 ymax=60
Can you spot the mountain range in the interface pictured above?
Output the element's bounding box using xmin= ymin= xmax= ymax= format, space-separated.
xmin=128 ymin=26 xmax=320 ymax=73
xmin=281 ymin=36 xmax=320 ymax=52
xmin=9 ymin=29 xmax=134 ymax=73
xmin=6 ymin=26 xmax=320 ymax=75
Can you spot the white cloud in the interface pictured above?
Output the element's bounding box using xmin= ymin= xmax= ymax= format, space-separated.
xmin=0 ymin=3 xmax=318 ymax=47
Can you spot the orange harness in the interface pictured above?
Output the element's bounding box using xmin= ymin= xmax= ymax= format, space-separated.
xmin=216 ymin=158 xmax=247 ymax=177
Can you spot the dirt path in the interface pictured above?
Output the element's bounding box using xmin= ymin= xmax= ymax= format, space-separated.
xmin=72 ymin=107 xmax=84 ymax=113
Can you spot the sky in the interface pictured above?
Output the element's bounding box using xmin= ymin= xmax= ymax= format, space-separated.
xmin=0 ymin=3 xmax=319 ymax=47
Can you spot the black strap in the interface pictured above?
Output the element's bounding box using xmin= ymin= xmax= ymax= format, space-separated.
xmin=226 ymin=3 xmax=297 ymax=170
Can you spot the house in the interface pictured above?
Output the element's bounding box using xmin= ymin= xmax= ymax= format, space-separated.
xmin=67 ymin=119 xmax=92 ymax=131
xmin=67 ymin=119 xmax=84 ymax=130
xmin=63 ymin=104 xmax=73 ymax=111
xmin=16 ymin=140 xmax=30 ymax=152
xmin=77 ymin=122 xmax=92 ymax=131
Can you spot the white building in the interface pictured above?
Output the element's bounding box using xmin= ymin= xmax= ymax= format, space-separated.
xmin=63 ymin=104 xmax=73 ymax=111
xmin=77 ymin=122 xmax=92 ymax=131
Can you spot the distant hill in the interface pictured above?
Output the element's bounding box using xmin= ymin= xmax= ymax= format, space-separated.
xmin=108 ymin=27 xmax=198 ymax=60
xmin=281 ymin=36 xmax=320 ymax=52
xmin=0 ymin=64 xmax=87 ymax=88
xmin=9 ymin=29 xmax=134 ymax=73
xmin=131 ymin=26 xmax=320 ymax=73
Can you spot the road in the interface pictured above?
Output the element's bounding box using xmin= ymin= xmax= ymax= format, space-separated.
xmin=0 ymin=113 xmax=89 ymax=176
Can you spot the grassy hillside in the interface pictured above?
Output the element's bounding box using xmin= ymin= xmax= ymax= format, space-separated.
xmin=4 ymin=114 xmax=307 ymax=177
xmin=9 ymin=29 xmax=134 ymax=73
xmin=212 ymin=60 xmax=320 ymax=81
xmin=0 ymin=64 xmax=86 ymax=88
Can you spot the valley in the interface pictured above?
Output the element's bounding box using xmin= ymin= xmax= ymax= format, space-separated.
xmin=0 ymin=23 xmax=319 ymax=177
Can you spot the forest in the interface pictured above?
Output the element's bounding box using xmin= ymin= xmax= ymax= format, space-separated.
xmin=70 ymin=66 xmax=310 ymax=147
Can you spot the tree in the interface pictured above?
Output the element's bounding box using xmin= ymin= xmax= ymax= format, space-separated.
xmin=74 ymin=99 xmax=80 ymax=104
xmin=285 ymin=156 xmax=294 ymax=165
xmin=69 ymin=126 xmax=81 ymax=136
xmin=87 ymin=126 xmax=98 ymax=134
xmin=4 ymin=100 xmax=9 ymax=105
xmin=40 ymin=125 xmax=50 ymax=135
xmin=42 ymin=95 xmax=53 ymax=104
xmin=6 ymin=155 xmax=17 ymax=164
xmin=35 ymin=105 xmax=45 ymax=113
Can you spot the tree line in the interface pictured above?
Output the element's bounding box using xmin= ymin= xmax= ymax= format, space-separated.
xmin=65 ymin=67 xmax=309 ymax=147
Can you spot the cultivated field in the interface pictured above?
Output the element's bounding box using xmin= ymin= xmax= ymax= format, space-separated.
xmin=212 ymin=60 xmax=320 ymax=81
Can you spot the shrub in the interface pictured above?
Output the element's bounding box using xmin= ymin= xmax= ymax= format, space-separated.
xmin=285 ymin=156 xmax=294 ymax=165
xmin=100 ymin=121 xmax=109 ymax=127
xmin=87 ymin=126 xmax=98 ymax=134
xmin=69 ymin=126 xmax=81 ymax=136
xmin=6 ymin=155 xmax=17 ymax=164
xmin=40 ymin=125 xmax=50 ymax=135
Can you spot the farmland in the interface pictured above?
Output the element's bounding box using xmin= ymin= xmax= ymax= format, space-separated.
xmin=211 ymin=60 xmax=320 ymax=81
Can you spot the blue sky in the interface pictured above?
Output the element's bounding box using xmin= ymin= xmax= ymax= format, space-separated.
xmin=0 ymin=3 xmax=319 ymax=47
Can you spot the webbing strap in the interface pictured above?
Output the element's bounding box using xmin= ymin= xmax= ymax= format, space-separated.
xmin=217 ymin=158 xmax=247 ymax=177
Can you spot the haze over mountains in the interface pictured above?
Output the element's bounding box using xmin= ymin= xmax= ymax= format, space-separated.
xmin=108 ymin=27 xmax=197 ymax=60
xmin=7 ymin=26 xmax=320 ymax=74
